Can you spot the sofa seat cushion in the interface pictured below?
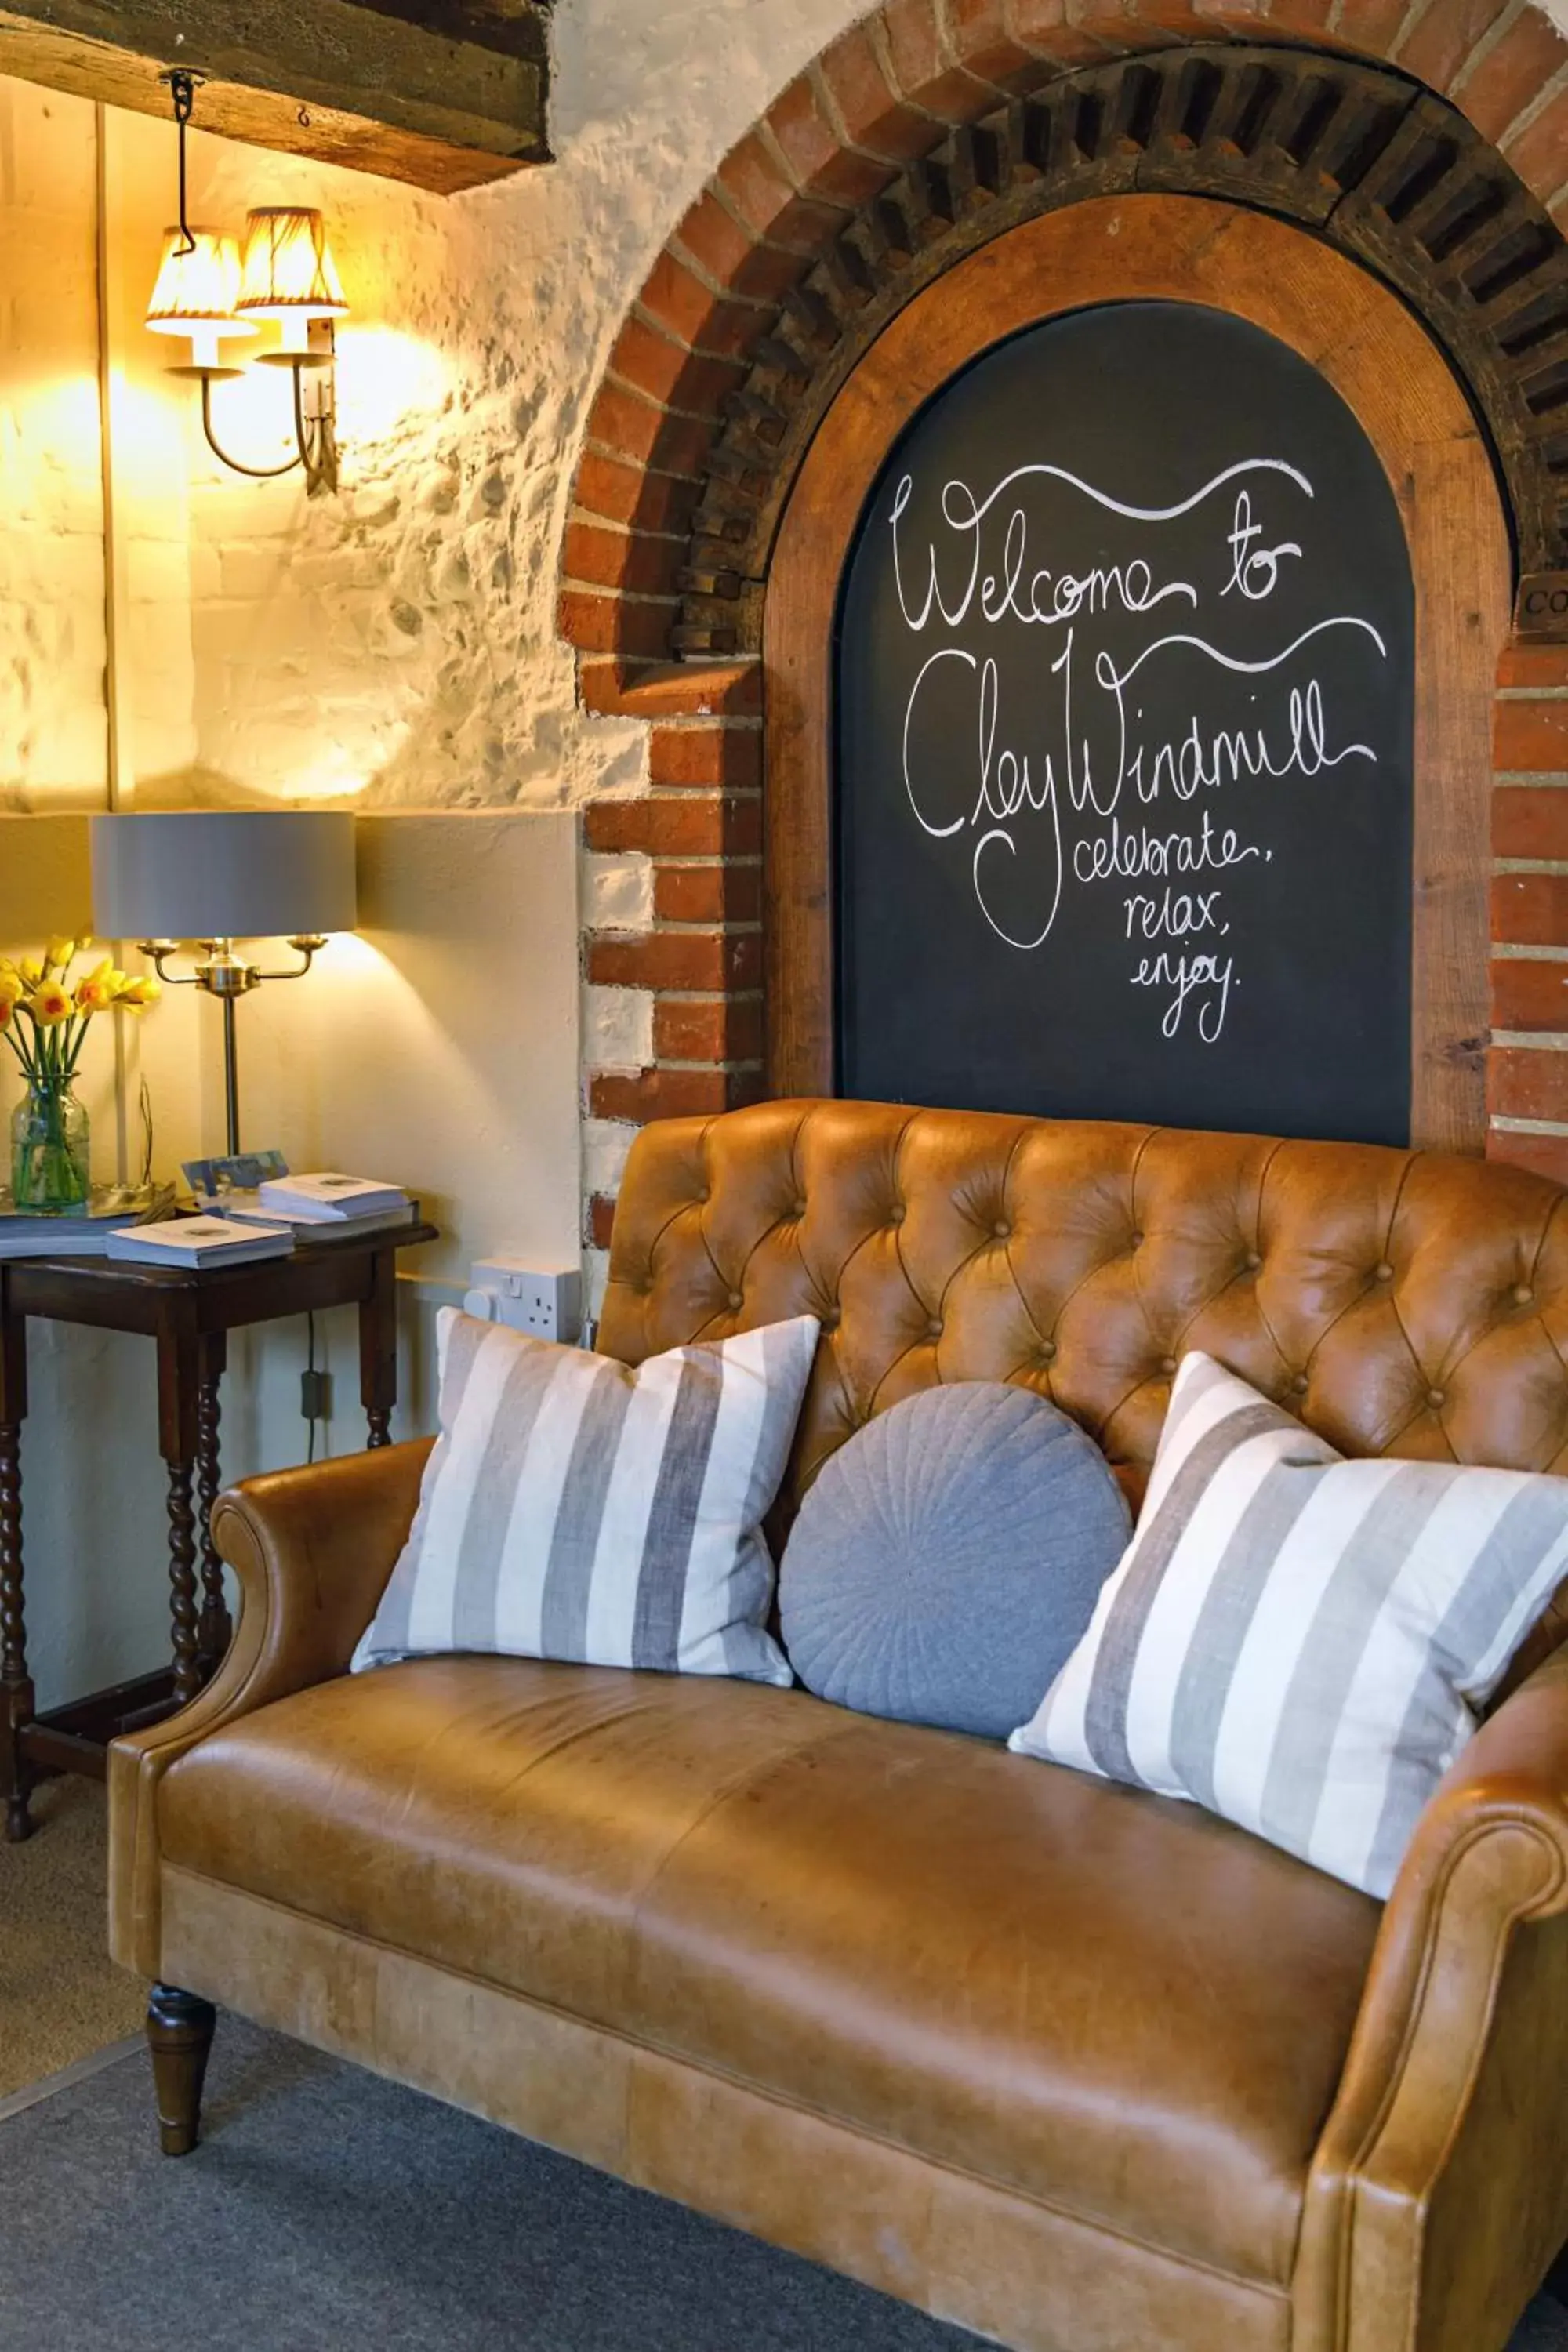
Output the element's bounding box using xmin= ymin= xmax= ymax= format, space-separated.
xmin=156 ymin=1656 xmax=1380 ymax=2288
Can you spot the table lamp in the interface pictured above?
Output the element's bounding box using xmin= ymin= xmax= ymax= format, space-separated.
xmin=89 ymin=811 xmax=357 ymax=1155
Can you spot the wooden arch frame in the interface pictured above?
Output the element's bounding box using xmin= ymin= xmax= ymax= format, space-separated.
xmin=764 ymin=193 xmax=1512 ymax=1152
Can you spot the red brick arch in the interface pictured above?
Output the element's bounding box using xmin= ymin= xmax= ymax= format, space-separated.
xmin=562 ymin=0 xmax=1568 ymax=1250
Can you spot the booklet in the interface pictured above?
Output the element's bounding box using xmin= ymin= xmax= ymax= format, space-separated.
xmin=105 ymin=1215 xmax=295 ymax=1270
xmin=257 ymin=1173 xmax=408 ymax=1221
xmin=221 ymin=1191 xmax=416 ymax=1241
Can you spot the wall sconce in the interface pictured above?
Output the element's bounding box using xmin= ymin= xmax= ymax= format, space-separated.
xmin=143 ymin=71 xmax=346 ymax=497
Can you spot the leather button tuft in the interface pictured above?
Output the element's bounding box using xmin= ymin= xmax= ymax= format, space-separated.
xmin=888 ymin=1204 xmax=906 ymax=1226
xmin=1037 ymin=1338 xmax=1058 ymax=1363
xmin=1515 ymin=1283 xmax=1535 ymax=1307
xmin=1374 ymin=1262 xmax=1393 ymax=1282
xmin=1291 ymin=1374 xmax=1308 ymax=1395
xmin=1159 ymin=1356 xmax=1176 ymax=1376
xmin=993 ymin=1220 xmax=1011 ymax=1240
xmin=1245 ymin=1251 xmax=1261 ymax=1272
xmin=823 ymin=1306 xmax=840 ymax=1330
xmin=927 ymin=1317 xmax=943 ymax=1339
xmin=727 ymin=1290 xmax=742 ymax=1310
xmin=792 ymin=1200 xmax=808 ymax=1219
xmin=1129 ymin=1231 xmax=1144 ymax=1249
xmin=1428 ymin=1388 xmax=1445 ymax=1410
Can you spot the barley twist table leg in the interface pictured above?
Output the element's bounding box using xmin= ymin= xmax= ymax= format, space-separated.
xmin=194 ymin=1353 xmax=231 ymax=1678
xmin=166 ymin=1462 xmax=201 ymax=1711
xmin=1 ymin=1419 xmax=33 ymax=1842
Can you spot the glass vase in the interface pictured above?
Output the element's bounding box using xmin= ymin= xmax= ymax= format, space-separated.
xmin=11 ymin=1076 xmax=89 ymax=1213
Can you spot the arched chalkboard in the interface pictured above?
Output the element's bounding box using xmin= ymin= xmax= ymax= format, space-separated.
xmin=834 ymin=299 xmax=1416 ymax=1145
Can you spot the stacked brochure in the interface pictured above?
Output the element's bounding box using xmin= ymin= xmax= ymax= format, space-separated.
xmin=213 ymin=1171 xmax=415 ymax=1242
xmin=221 ymin=1182 xmax=414 ymax=1242
xmin=106 ymin=1215 xmax=295 ymax=1271
xmin=257 ymin=1173 xmax=408 ymax=1220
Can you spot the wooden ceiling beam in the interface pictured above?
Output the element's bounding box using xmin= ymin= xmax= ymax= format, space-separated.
xmin=0 ymin=0 xmax=550 ymax=195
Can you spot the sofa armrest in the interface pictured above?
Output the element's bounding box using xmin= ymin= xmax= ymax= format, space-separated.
xmin=205 ymin=1439 xmax=433 ymax=1711
xmin=1296 ymin=1644 xmax=1568 ymax=2352
xmin=107 ymin=1439 xmax=431 ymax=1974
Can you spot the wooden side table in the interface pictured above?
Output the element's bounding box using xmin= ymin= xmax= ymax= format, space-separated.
xmin=0 ymin=1218 xmax=437 ymax=1840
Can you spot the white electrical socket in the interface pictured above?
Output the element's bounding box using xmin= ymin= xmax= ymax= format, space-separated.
xmin=464 ymin=1258 xmax=582 ymax=1343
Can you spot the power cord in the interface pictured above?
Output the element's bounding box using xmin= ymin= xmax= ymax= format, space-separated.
xmin=307 ymin=1310 xmax=318 ymax=1465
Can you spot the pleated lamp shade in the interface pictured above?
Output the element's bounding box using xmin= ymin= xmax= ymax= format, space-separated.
xmin=89 ymin=813 xmax=357 ymax=945
xmin=144 ymin=230 xmax=256 ymax=371
xmin=236 ymin=209 xmax=347 ymax=321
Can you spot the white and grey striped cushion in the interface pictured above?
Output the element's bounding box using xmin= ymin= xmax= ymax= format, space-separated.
xmin=352 ymin=1308 xmax=820 ymax=1685
xmin=1010 ymin=1351 xmax=1568 ymax=1896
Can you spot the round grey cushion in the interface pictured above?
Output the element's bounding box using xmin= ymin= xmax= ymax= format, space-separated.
xmin=779 ymin=1381 xmax=1131 ymax=1740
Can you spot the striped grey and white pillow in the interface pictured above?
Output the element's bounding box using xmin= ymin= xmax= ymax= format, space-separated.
xmin=1010 ymin=1351 xmax=1568 ymax=1897
xmin=352 ymin=1308 xmax=820 ymax=1685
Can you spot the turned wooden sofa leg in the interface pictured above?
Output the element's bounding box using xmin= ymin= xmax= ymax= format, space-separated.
xmin=146 ymin=1983 xmax=216 ymax=2156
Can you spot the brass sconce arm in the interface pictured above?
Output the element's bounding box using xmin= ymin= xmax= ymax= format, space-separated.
xmin=138 ymin=936 xmax=329 ymax=993
xmin=197 ymin=379 xmax=298 ymax=482
xmin=252 ymin=935 xmax=329 ymax=984
xmin=136 ymin=935 xmax=333 ymax=1157
xmin=137 ymin=938 xmax=207 ymax=989
xmin=198 ymin=366 xmax=339 ymax=496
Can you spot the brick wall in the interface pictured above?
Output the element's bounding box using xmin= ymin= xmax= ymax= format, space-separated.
xmin=1490 ymin=641 xmax=1568 ymax=1185
xmin=579 ymin=659 xmax=764 ymax=1253
xmin=559 ymin=0 xmax=1568 ymax=1258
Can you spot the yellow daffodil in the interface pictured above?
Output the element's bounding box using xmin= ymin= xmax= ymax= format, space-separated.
xmin=89 ymin=963 xmax=131 ymax=1007
xmin=27 ymin=980 xmax=72 ymax=1024
xmin=0 ymin=938 xmax=158 ymax=1112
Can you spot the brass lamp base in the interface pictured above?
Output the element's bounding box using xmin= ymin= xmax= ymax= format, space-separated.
xmin=140 ymin=935 xmax=328 ymax=1156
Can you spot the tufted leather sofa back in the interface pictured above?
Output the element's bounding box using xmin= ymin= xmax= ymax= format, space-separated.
xmin=600 ymin=1101 xmax=1568 ymax=1525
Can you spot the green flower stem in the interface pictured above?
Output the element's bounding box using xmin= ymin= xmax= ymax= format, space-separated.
xmin=11 ymin=1072 xmax=89 ymax=1211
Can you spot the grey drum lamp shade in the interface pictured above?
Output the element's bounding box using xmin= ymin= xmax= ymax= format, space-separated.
xmin=89 ymin=812 xmax=357 ymax=942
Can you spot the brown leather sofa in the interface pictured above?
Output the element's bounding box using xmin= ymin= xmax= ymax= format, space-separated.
xmin=109 ymin=1102 xmax=1568 ymax=2352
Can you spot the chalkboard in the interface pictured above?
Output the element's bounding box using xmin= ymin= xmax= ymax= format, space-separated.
xmin=834 ymin=299 xmax=1416 ymax=1145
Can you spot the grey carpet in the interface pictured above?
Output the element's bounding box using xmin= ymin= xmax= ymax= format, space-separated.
xmin=0 ymin=1777 xmax=146 ymax=2097
xmin=5 ymin=2015 xmax=1567 ymax=2352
